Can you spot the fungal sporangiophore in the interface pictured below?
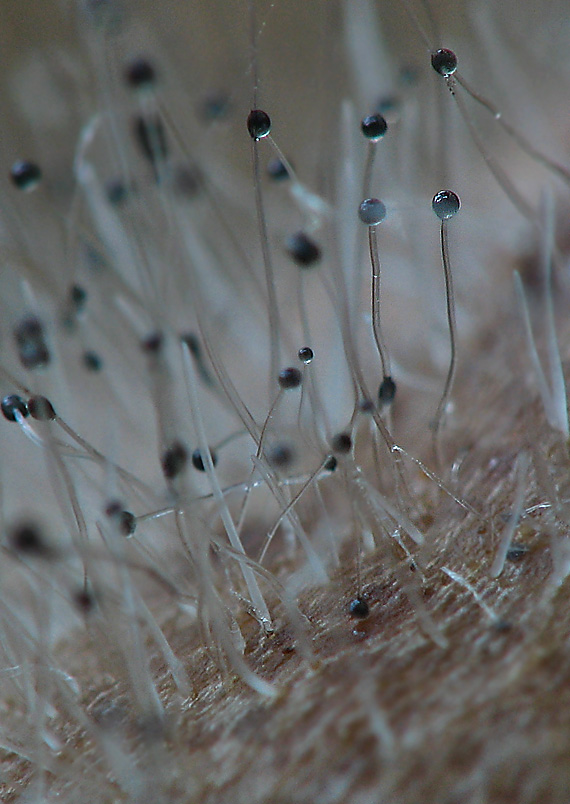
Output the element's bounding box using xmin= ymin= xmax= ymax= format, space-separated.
xmin=1 ymin=1 xmax=570 ymax=802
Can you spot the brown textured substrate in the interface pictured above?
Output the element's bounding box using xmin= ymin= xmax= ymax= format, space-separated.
xmin=3 ymin=284 xmax=570 ymax=804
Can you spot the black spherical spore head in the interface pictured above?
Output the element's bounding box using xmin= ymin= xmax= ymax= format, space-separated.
xmin=70 ymin=284 xmax=88 ymax=310
xmin=285 ymin=231 xmax=321 ymax=268
xmin=125 ymin=56 xmax=156 ymax=89
xmin=191 ymin=447 xmax=218 ymax=472
xmin=324 ymin=455 xmax=337 ymax=472
xmin=28 ymin=395 xmax=56 ymax=421
xmin=73 ymin=588 xmax=96 ymax=614
xmin=106 ymin=503 xmax=136 ymax=536
xmin=358 ymin=198 xmax=386 ymax=226
xmin=141 ymin=331 xmax=164 ymax=354
xmin=431 ymin=48 xmax=458 ymax=76
xmin=349 ymin=597 xmax=370 ymax=619
xmin=247 ymin=109 xmax=271 ymax=140
xmin=105 ymin=179 xmax=130 ymax=206
xmin=506 ymin=544 xmax=528 ymax=562
xmin=278 ymin=367 xmax=302 ymax=390
xmin=10 ymin=160 xmax=42 ymax=191
xmin=1 ymin=395 xmax=29 ymax=422
xmin=161 ymin=441 xmax=188 ymax=480
xmin=359 ymin=398 xmax=375 ymax=414
xmin=378 ymin=376 xmax=397 ymax=405
xmin=8 ymin=522 xmax=51 ymax=558
xmin=267 ymin=442 xmax=295 ymax=469
xmin=361 ymin=113 xmax=388 ymax=141
xmin=267 ymin=157 xmax=290 ymax=181
xmin=13 ymin=316 xmax=50 ymax=370
xmin=104 ymin=500 xmax=122 ymax=518
xmin=83 ymin=351 xmax=103 ymax=371
xmin=119 ymin=510 xmax=136 ymax=536
xmin=298 ymin=347 xmax=314 ymax=364
xmin=432 ymin=189 xmax=461 ymax=220
xmin=331 ymin=432 xmax=352 ymax=454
